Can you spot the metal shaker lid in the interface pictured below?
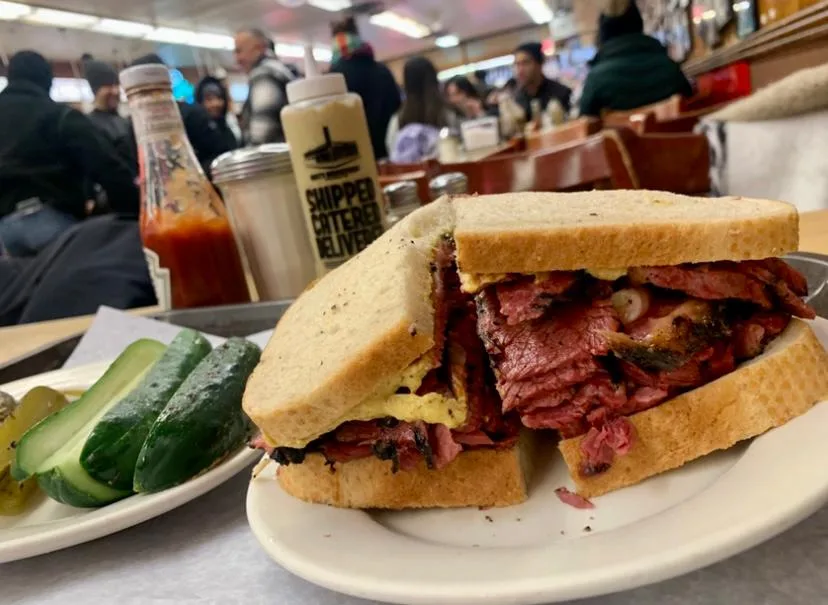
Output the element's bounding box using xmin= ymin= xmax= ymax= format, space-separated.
xmin=429 ymin=172 xmax=468 ymax=198
xmin=211 ymin=144 xmax=294 ymax=184
xmin=383 ymin=180 xmax=420 ymax=209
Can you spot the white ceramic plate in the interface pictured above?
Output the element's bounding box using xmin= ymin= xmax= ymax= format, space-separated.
xmin=247 ymin=318 xmax=828 ymax=605
xmin=0 ymin=362 xmax=259 ymax=563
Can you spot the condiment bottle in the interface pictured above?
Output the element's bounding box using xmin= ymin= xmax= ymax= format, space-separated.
xmin=281 ymin=73 xmax=386 ymax=274
xmin=211 ymin=144 xmax=317 ymax=301
xmin=120 ymin=64 xmax=251 ymax=310
xmin=383 ymin=181 xmax=421 ymax=228
xmin=429 ymin=172 xmax=469 ymax=201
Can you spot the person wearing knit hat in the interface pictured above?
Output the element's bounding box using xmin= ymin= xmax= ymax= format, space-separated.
xmin=578 ymin=0 xmax=692 ymax=117
xmin=83 ymin=59 xmax=133 ymax=168
xmin=195 ymin=76 xmax=241 ymax=150
xmin=513 ymin=41 xmax=572 ymax=123
xmin=0 ymin=50 xmax=139 ymax=256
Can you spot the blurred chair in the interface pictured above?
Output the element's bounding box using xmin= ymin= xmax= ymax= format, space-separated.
xmin=525 ymin=118 xmax=602 ymax=152
xmin=602 ymin=94 xmax=683 ymax=129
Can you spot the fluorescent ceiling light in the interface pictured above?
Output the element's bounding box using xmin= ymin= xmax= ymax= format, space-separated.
xmin=23 ymin=7 xmax=99 ymax=28
xmin=191 ymin=32 xmax=235 ymax=50
xmin=438 ymin=54 xmax=515 ymax=81
xmin=146 ymin=27 xmax=197 ymax=44
xmin=515 ymin=0 xmax=553 ymax=24
xmin=313 ymin=47 xmax=333 ymax=62
xmin=308 ymin=0 xmax=352 ymax=10
xmin=702 ymin=9 xmax=717 ymax=19
xmin=92 ymin=18 xmax=154 ymax=38
xmin=0 ymin=1 xmax=31 ymax=20
xmin=369 ymin=11 xmax=430 ymax=39
xmin=435 ymin=34 xmax=459 ymax=48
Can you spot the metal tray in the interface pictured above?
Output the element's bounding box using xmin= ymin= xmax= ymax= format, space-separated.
xmin=2 ymin=254 xmax=828 ymax=385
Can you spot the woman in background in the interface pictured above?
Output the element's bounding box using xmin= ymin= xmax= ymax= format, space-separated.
xmin=195 ymin=76 xmax=240 ymax=151
xmin=445 ymin=76 xmax=492 ymax=120
xmin=386 ymin=57 xmax=458 ymax=164
xmin=578 ymin=0 xmax=692 ymax=117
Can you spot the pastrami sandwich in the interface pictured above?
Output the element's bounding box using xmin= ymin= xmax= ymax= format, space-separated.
xmin=243 ymin=190 xmax=828 ymax=508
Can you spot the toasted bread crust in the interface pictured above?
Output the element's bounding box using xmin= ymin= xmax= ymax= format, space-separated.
xmin=454 ymin=191 xmax=798 ymax=274
xmin=559 ymin=320 xmax=828 ymax=498
xmin=277 ymin=433 xmax=534 ymax=509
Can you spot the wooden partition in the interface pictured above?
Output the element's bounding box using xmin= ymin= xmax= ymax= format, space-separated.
xmin=525 ymin=118 xmax=602 ymax=152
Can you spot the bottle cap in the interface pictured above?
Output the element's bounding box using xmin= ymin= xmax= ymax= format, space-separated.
xmin=287 ymin=73 xmax=346 ymax=104
xmin=119 ymin=64 xmax=171 ymax=90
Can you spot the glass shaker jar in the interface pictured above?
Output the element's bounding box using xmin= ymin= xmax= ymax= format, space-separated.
xmin=429 ymin=172 xmax=469 ymax=201
xmin=211 ymin=144 xmax=317 ymax=301
xmin=383 ymin=181 xmax=422 ymax=228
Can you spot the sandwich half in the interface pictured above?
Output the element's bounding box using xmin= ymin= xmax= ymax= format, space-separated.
xmin=454 ymin=190 xmax=828 ymax=498
xmin=243 ymin=197 xmax=530 ymax=509
xmin=244 ymin=190 xmax=828 ymax=508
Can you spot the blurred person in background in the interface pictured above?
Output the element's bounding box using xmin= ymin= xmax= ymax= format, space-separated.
xmin=329 ymin=16 xmax=401 ymax=160
xmin=128 ymin=54 xmax=234 ymax=175
xmin=513 ymin=42 xmax=572 ymax=119
xmin=385 ymin=56 xmax=458 ymax=163
xmin=445 ymin=76 xmax=492 ymax=120
xmin=196 ymin=76 xmax=241 ymax=150
xmin=471 ymin=69 xmax=493 ymax=100
xmin=82 ymin=57 xmax=135 ymax=168
xmin=211 ymin=67 xmax=244 ymax=143
xmin=578 ymin=0 xmax=692 ymax=117
xmin=234 ymin=28 xmax=297 ymax=145
xmin=0 ymin=51 xmax=139 ymax=257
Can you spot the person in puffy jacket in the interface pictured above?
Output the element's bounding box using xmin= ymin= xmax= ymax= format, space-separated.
xmin=578 ymin=0 xmax=693 ymax=117
xmin=196 ymin=76 xmax=241 ymax=151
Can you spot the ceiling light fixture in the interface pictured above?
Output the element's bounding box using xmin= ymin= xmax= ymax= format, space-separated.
xmin=369 ymin=11 xmax=430 ymax=39
xmin=145 ymin=26 xmax=198 ymax=44
xmin=435 ymin=34 xmax=459 ymax=48
xmin=22 ymin=7 xmax=99 ymax=28
xmin=92 ymin=18 xmax=154 ymax=38
xmin=515 ymin=0 xmax=553 ymax=25
xmin=0 ymin=1 xmax=30 ymax=20
xmin=190 ymin=32 xmax=235 ymax=50
xmin=438 ymin=54 xmax=515 ymax=81
xmin=307 ymin=0 xmax=352 ymax=11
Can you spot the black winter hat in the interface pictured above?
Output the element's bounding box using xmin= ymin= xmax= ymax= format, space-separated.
xmin=8 ymin=50 xmax=53 ymax=92
xmin=598 ymin=0 xmax=644 ymax=45
xmin=84 ymin=60 xmax=119 ymax=94
xmin=129 ymin=53 xmax=166 ymax=67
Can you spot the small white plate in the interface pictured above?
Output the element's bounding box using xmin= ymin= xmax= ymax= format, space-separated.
xmin=247 ymin=318 xmax=828 ymax=605
xmin=0 ymin=362 xmax=259 ymax=563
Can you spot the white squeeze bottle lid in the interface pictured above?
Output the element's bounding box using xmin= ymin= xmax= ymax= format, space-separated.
xmin=286 ymin=71 xmax=347 ymax=105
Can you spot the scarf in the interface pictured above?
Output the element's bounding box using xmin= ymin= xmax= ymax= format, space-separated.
xmin=331 ymin=32 xmax=374 ymax=64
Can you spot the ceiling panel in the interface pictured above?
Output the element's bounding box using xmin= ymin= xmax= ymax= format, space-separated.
xmin=1 ymin=0 xmax=573 ymax=65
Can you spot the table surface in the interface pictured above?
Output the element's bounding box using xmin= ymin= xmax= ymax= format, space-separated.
xmin=2 ymin=209 xmax=827 ymax=366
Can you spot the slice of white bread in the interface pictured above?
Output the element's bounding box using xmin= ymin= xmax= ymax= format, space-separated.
xmin=277 ymin=432 xmax=534 ymax=509
xmin=454 ymin=191 xmax=798 ymax=274
xmin=559 ymin=319 xmax=828 ymax=498
xmin=243 ymin=197 xmax=455 ymax=447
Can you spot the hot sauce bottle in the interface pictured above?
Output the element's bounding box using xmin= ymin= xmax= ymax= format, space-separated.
xmin=120 ymin=64 xmax=250 ymax=310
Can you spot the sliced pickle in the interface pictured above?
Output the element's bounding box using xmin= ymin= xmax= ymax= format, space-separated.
xmin=0 ymin=387 xmax=69 ymax=514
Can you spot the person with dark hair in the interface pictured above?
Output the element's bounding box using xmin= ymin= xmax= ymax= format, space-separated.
xmin=385 ymin=56 xmax=458 ymax=163
xmin=128 ymin=53 xmax=234 ymax=173
xmin=445 ymin=76 xmax=491 ymax=120
xmin=328 ymin=16 xmax=401 ymax=160
xmin=196 ymin=76 xmax=241 ymax=150
xmin=233 ymin=28 xmax=296 ymax=144
xmin=83 ymin=59 xmax=135 ymax=167
xmin=513 ymin=41 xmax=572 ymax=120
xmin=578 ymin=0 xmax=692 ymax=117
xmin=0 ymin=50 xmax=139 ymax=256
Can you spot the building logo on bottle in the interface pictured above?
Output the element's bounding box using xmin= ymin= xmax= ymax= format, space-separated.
xmin=301 ymin=125 xmax=384 ymax=266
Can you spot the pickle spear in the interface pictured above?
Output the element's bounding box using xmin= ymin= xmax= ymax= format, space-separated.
xmin=0 ymin=387 xmax=70 ymax=515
